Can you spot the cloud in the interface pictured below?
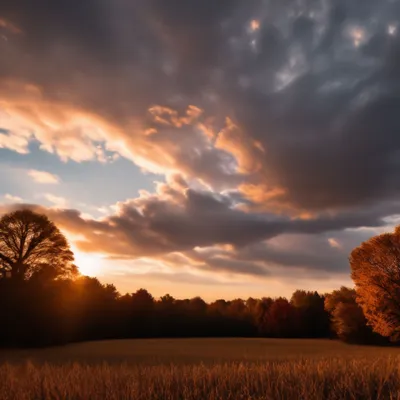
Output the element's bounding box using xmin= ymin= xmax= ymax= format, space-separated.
xmin=0 ymin=127 xmax=30 ymax=154
xmin=1 ymin=0 xmax=400 ymax=216
xmin=0 ymin=82 xmax=121 ymax=163
xmin=2 ymin=0 xmax=400 ymax=283
xmin=43 ymin=193 xmax=67 ymax=208
xmin=3 ymin=194 xmax=22 ymax=203
xmin=0 ymin=176 xmax=397 ymax=278
xmin=328 ymin=238 xmax=342 ymax=249
xmin=28 ymin=169 xmax=60 ymax=184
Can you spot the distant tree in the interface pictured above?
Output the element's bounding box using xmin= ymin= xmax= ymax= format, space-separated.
xmin=126 ymin=289 xmax=155 ymax=337
xmin=261 ymin=298 xmax=300 ymax=337
xmin=189 ymin=297 xmax=207 ymax=313
xmin=131 ymin=289 xmax=155 ymax=312
xmin=0 ymin=209 xmax=76 ymax=280
xmin=324 ymin=287 xmax=376 ymax=343
xmin=246 ymin=297 xmax=259 ymax=315
xmin=209 ymin=299 xmax=229 ymax=315
xmin=227 ymin=299 xmax=246 ymax=317
xmin=160 ymin=294 xmax=175 ymax=306
xmin=350 ymin=228 xmax=400 ymax=341
xmin=291 ymin=290 xmax=315 ymax=309
xmin=291 ymin=290 xmax=330 ymax=338
xmin=256 ymin=297 xmax=274 ymax=335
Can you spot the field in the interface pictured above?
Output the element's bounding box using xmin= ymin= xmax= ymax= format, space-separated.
xmin=2 ymin=339 xmax=400 ymax=399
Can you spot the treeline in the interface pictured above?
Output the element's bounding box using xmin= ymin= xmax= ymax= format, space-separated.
xmin=0 ymin=210 xmax=398 ymax=348
xmin=0 ymin=276 xmax=381 ymax=348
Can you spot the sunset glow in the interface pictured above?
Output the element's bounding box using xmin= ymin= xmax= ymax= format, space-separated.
xmin=74 ymin=250 xmax=104 ymax=277
xmin=0 ymin=0 xmax=398 ymax=300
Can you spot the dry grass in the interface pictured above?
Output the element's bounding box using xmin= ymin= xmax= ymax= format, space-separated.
xmin=2 ymin=339 xmax=400 ymax=399
xmin=2 ymin=358 xmax=400 ymax=399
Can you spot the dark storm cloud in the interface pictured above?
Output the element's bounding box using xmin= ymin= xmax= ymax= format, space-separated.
xmin=0 ymin=0 xmax=110 ymax=51
xmin=2 ymin=0 xmax=400 ymax=277
xmin=148 ymin=0 xmax=237 ymax=66
xmin=2 ymin=0 xmax=399 ymax=212
xmin=225 ymin=1 xmax=400 ymax=210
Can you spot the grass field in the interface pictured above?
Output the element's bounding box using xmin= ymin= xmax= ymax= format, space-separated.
xmin=2 ymin=338 xmax=400 ymax=399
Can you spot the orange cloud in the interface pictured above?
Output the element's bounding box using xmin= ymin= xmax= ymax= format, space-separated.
xmin=148 ymin=105 xmax=203 ymax=128
xmin=214 ymin=117 xmax=263 ymax=174
xmin=238 ymin=183 xmax=318 ymax=219
xmin=250 ymin=19 xmax=260 ymax=32
xmin=328 ymin=238 xmax=342 ymax=249
xmin=0 ymin=80 xmax=124 ymax=162
xmin=0 ymin=81 xmax=246 ymax=189
xmin=239 ymin=183 xmax=286 ymax=209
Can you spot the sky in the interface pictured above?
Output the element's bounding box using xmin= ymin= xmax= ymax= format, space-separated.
xmin=1 ymin=0 xmax=400 ymax=300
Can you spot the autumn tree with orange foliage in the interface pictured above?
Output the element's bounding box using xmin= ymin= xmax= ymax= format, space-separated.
xmin=324 ymin=286 xmax=375 ymax=343
xmin=350 ymin=227 xmax=400 ymax=341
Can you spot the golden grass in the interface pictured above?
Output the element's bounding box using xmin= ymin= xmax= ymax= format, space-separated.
xmin=2 ymin=358 xmax=400 ymax=399
xmin=2 ymin=339 xmax=400 ymax=399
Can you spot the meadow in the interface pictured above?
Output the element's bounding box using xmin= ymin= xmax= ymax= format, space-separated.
xmin=2 ymin=338 xmax=400 ymax=399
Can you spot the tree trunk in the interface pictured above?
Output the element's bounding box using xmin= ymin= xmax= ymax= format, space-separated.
xmin=11 ymin=262 xmax=25 ymax=281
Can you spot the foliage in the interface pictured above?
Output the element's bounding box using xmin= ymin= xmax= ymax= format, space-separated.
xmin=350 ymin=228 xmax=400 ymax=341
xmin=324 ymin=287 xmax=381 ymax=344
xmin=291 ymin=290 xmax=330 ymax=338
xmin=0 ymin=276 xmax=335 ymax=347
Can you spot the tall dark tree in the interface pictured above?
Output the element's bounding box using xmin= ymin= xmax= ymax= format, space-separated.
xmin=0 ymin=209 xmax=76 ymax=280
xmin=291 ymin=290 xmax=330 ymax=338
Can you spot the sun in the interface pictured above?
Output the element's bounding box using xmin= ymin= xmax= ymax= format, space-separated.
xmin=74 ymin=250 xmax=104 ymax=277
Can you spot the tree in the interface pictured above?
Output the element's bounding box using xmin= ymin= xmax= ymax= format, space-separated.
xmin=324 ymin=287 xmax=375 ymax=343
xmin=350 ymin=228 xmax=400 ymax=341
xmin=0 ymin=209 xmax=76 ymax=280
xmin=291 ymin=290 xmax=330 ymax=338
xmin=261 ymin=298 xmax=300 ymax=337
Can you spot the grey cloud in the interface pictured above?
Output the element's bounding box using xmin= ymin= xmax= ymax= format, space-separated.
xmin=227 ymin=1 xmax=400 ymax=211
xmin=2 ymin=0 xmax=400 ymax=280
xmin=236 ymin=237 xmax=348 ymax=273
xmin=1 ymin=185 xmax=398 ymax=263
xmin=3 ymin=0 xmax=400 ymax=213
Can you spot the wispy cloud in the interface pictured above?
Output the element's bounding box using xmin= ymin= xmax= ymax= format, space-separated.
xmin=28 ymin=169 xmax=60 ymax=184
xmin=43 ymin=193 xmax=68 ymax=208
xmin=328 ymin=238 xmax=342 ymax=249
xmin=3 ymin=194 xmax=23 ymax=203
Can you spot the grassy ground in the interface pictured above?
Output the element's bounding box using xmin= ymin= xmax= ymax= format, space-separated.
xmin=2 ymin=339 xmax=400 ymax=399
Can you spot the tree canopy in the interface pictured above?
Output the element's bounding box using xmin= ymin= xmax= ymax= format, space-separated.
xmin=0 ymin=209 xmax=76 ymax=280
xmin=324 ymin=286 xmax=375 ymax=343
xmin=350 ymin=228 xmax=400 ymax=341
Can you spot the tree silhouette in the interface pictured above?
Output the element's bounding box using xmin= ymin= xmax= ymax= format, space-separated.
xmin=0 ymin=209 xmax=76 ymax=280
xmin=291 ymin=290 xmax=330 ymax=337
xmin=350 ymin=228 xmax=400 ymax=341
